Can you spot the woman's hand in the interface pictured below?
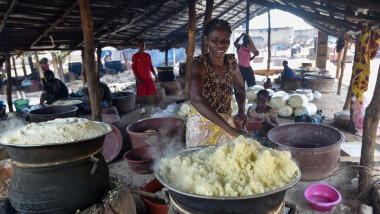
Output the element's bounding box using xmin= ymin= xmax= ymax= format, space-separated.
xmin=227 ymin=127 xmax=250 ymax=138
xmin=235 ymin=112 xmax=248 ymax=127
xmin=135 ymin=76 xmax=143 ymax=85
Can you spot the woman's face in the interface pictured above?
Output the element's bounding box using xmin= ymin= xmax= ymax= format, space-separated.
xmin=256 ymin=94 xmax=268 ymax=109
xmin=205 ymin=26 xmax=231 ymax=58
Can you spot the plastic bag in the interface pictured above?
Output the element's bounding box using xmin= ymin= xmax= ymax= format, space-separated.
xmin=352 ymin=96 xmax=380 ymax=136
xmin=246 ymin=88 xmax=257 ymax=103
xmin=288 ymin=94 xmax=309 ymax=108
xmin=295 ymin=114 xmax=323 ymax=124
xmin=151 ymin=103 xmax=181 ymax=118
xmin=313 ymin=91 xmax=322 ymax=99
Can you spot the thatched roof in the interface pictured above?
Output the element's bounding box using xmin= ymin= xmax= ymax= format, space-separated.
xmin=0 ymin=0 xmax=379 ymax=54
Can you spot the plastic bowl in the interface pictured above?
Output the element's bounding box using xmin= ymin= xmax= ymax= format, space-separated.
xmin=123 ymin=147 xmax=162 ymax=174
xmin=304 ymin=183 xmax=341 ymax=212
xmin=140 ymin=178 xmax=168 ymax=214
xmin=233 ymin=116 xmax=263 ymax=131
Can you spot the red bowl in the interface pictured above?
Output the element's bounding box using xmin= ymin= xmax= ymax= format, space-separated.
xmin=233 ymin=117 xmax=263 ymax=131
xmin=123 ymin=147 xmax=162 ymax=174
xmin=140 ymin=178 xmax=168 ymax=214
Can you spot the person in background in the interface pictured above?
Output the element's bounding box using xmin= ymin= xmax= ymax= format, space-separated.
xmin=82 ymin=81 xmax=112 ymax=113
xmin=132 ymin=39 xmax=159 ymax=114
xmin=291 ymin=43 xmax=302 ymax=59
xmin=102 ymin=51 xmax=111 ymax=70
xmin=187 ymin=19 xmax=249 ymax=148
xmin=264 ymin=78 xmax=272 ymax=89
xmin=282 ymin=60 xmax=296 ymax=80
xmin=40 ymin=69 xmax=68 ymax=104
xmin=234 ymin=32 xmax=259 ymax=87
xmin=247 ymin=90 xmax=279 ymax=145
xmin=40 ymin=57 xmax=50 ymax=71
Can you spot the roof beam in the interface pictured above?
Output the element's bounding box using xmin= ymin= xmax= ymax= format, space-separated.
xmin=253 ymin=0 xmax=359 ymax=32
xmin=126 ymin=1 xmax=193 ymax=44
xmin=290 ymin=0 xmax=380 ymax=22
xmin=30 ymin=0 xmax=78 ymax=47
xmin=0 ymin=0 xmax=19 ymax=33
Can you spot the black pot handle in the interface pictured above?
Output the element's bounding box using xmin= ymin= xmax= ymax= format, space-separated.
xmin=90 ymin=156 xmax=99 ymax=176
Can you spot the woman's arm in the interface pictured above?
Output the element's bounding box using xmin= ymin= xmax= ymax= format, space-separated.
xmin=232 ymin=65 xmax=247 ymax=123
xmin=234 ymin=33 xmax=244 ymax=49
xmin=189 ymin=60 xmax=246 ymax=137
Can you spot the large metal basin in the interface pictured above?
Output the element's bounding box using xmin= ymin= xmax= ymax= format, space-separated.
xmin=304 ymin=75 xmax=335 ymax=93
xmin=29 ymin=106 xmax=78 ymax=122
xmin=126 ymin=117 xmax=185 ymax=149
xmin=268 ymin=123 xmax=344 ymax=181
xmin=155 ymin=147 xmax=301 ymax=214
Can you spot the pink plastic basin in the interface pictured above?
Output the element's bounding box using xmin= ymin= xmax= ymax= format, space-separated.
xmin=304 ymin=183 xmax=341 ymax=212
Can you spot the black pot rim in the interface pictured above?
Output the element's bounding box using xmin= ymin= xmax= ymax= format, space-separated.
xmin=0 ymin=121 xmax=111 ymax=147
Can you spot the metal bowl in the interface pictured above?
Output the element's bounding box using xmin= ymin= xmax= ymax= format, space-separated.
xmin=155 ymin=147 xmax=301 ymax=214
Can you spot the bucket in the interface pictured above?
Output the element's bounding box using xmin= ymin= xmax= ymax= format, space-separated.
xmin=28 ymin=106 xmax=78 ymax=122
xmin=140 ymin=178 xmax=168 ymax=214
xmin=179 ymin=63 xmax=186 ymax=76
xmin=13 ymin=99 xmax=30 ymax=114
xmin=112 ymin=91 xmax=136 ymax=114
xmin=268 ymin=123 xmax=344 ymax=180
xmin=126 ymin=118 xmax=185 ymax=149
xmin=157 ymin=66 xmax=174 ymax=82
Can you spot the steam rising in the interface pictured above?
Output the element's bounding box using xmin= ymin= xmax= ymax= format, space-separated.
xmin=0 ymin=118 xmax=27 ymax=144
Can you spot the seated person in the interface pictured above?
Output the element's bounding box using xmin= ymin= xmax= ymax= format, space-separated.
xmin=40 ymin=70 xmax=68 ymax=104
xmin=282 ymin=61 xmax=296 ymax=80
xmin=82 ymin=81 xmax=112 ymax=112
xmin=247 ymin=90 xmax=279 ymax=144
xmin=264 ymin=78 xmax=272 ymax=89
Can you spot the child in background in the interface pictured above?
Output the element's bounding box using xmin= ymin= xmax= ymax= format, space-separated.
xmin=264 ymin=78 xmax=272 ymax=89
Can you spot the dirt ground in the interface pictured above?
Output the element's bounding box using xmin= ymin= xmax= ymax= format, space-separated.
xmin=1 ymin=66 xmax=379 ymax=213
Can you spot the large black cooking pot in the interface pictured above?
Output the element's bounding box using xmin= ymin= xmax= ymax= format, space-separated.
xmin=28 ymin=105 xmax=78 ymax=123
xmin=1 ymin=122 xmax=111 ymax=214
xmin=155 ymin=147 xmax=301 ymax=214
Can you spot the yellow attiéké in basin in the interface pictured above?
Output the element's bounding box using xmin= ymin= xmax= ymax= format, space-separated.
xmin=158 ymin=136 xmax=298 ymax=197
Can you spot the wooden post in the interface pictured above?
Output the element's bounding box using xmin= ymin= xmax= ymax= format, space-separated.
xmin=27 ymin=55 xmax=35 ymax=74
xmin=57 ymin=56 xmax=65 ymax=83
xmin=335 ymin=51 xmax=342 ymax=79
xmin=96 ymin=45 xmax=101 ymax=81
xmin=316 ymin=31 xmax=328 ymax=69
xmin=81 ymin=49 xmax=86 ymax=85
xmin=201 ymin=0 xmax=214 ymax=54
xmin=51 ymin=52 xmax=60 ymax=80
xmin=185 ymin=0 xmax=196 ymax=99
xmin=11 ymin=56 xmax=19 ymax=86
xmin=122 ymin=51 xmax=128 ymax=71
xmin=5 ymin=53 xmax=13 ymax=112
xmin=34 ymin=54 xmax=43 ymax=82
xmin=21 ymin=57 xmax=28 ymax=79
xmin=343 ymin=34 xmax=360 ymax=110
xmin=165 ymin=42 xmax=169 ymax=66
xmin=358 ymin=64 xmax=380 ymax=194
xmin=266 ymin=9 xmax=271 ymax=77
xmin=245 ymin=0 xmax=249 ymax=35
xmin=337 ymin=33 xmax=348 ymax=95
xmin=79 ymin=0 xmax=101 ymax=121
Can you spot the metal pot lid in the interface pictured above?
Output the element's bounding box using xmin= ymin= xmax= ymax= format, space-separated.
xmin=0 ymin=121 xmax=112 ymax=147
xmin=155 ymin=147 xmax=301 ymax=200
xmin=102 ymin=124 xmax=122 ymax=163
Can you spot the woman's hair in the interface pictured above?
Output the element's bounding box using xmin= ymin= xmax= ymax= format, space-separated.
xmin=43 ymin=69 xmax=54 ymax=78
xmin=257 ymin=89 xmax=269 ymax=100
xmin=40 ymin=58 xmax=48 ymax=65
xmin=204 ymin=19 xmax=232 ymax=36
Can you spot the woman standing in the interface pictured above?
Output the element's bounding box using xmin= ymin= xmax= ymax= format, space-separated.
xmin=187 ymin=19 xmax=248 ymax=148
xmin=234 ymin=33 xmax=259 ymax=87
